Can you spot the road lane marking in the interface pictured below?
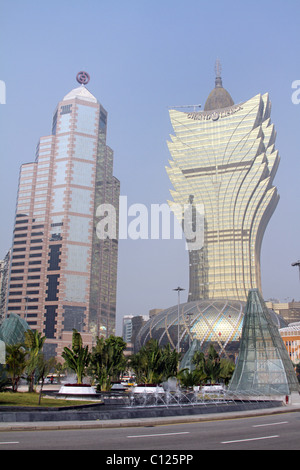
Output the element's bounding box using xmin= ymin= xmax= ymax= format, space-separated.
xmin=252 ymin=421 xmax=288 ymax=427
xmin=0 ymin=442 xmax=19 ymax=445
xmin=222 ymin=435 xmax=279 ymax=444
xmin=127 ymin=431 xmax=190 ymax=438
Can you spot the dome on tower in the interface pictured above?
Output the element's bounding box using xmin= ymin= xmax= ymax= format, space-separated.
xmin=204 ymin=87 xmax=234 ymax=111
xmin=204 ymin=59 xmax=234 ymax=111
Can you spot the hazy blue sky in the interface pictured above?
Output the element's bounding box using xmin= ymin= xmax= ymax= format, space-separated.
xmin=0 ymin=0 xmax=299 ymax=334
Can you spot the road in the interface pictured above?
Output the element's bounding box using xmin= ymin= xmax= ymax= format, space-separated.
xmin=0 ymin=411 xmax=299 ymax=450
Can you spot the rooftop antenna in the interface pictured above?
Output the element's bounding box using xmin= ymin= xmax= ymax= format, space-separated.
xmin=215 ymin=58 xmax=222 ymax=77
xmin=214 ymin=58 xmax=223 ymax=88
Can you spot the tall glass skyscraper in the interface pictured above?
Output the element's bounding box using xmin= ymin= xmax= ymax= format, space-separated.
xmin=5 ymin=76 xmax=119 ymax=358
xmin=167 ymin=63 xmax=280 ymax=302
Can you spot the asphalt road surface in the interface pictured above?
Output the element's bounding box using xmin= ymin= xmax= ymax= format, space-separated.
xmin=0 ymin=411 xmax=300 ymax=451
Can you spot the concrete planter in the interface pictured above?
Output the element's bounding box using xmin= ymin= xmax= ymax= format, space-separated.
xmin=58 ymin=384 xmax=97 ymax=399
xmin=132 ymin=384 xmax=165 ymax=394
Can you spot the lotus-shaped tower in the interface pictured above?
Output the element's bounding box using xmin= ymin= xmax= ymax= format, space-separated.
xmin=166 ymin=63 xmax=280 ymax=302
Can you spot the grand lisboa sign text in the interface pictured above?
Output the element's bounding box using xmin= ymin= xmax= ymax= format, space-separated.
xmin=187 ymin=104 xmax=243 ymax=122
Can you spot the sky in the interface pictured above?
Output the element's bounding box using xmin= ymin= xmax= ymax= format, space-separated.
xmin=0 ymin=0 xmax=299 ymax=335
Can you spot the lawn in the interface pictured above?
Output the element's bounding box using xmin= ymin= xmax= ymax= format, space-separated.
xmin=0 ymin=392 xmax=97 ymax=407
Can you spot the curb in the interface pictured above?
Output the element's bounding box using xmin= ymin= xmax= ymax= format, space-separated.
xmin=1 ymin=405 xmax=299 ymax=432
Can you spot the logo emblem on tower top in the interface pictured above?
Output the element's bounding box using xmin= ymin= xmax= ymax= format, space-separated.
xmin=76 ymin=71 xmax=90 ymax=85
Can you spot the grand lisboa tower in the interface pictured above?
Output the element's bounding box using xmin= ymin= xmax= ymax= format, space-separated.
xmin=136 ymin=62 xmax=286 ymax=358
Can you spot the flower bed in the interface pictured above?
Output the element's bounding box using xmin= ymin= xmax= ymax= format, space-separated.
xmin=63 ymin=383 xmax=92 ymax=387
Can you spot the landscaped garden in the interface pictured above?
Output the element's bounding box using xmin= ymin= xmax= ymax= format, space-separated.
xmin=1 ymin=328 xmax=237 ymax=408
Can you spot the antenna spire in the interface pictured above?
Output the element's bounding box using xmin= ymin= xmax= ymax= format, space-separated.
xmin=214 ymin=58 xmax=223 ymax=88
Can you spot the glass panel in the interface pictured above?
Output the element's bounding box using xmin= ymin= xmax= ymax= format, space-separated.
xmin=66 ymin=244 xmax=89 ymax=273
xmin=56 ymin=136 xmax=69 ymax=158
xmin=73 ymin=135 xmax=95 ymax=161
xmin=52 ymin=187 xmax=65 ymax=212
xmin=71 ymin=160 xmax=93 ymax=186
xmin=64 ymin=274 xmax=87 ymax=302
xmin=69 ymin=188 xmax=92 ymax=214
xmin=54 ymin=160 xmax=68 ymax=185
xmin=68 ymin=215 xmax=90 ymax=243
xmin=57 ymin=113 xmax=71 ymax=133
xmin=76 ymin=104 xmax=97 ymax=135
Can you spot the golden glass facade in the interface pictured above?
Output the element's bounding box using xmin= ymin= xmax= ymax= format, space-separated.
xmin=166 ymin=77 xmax=280 ymax=302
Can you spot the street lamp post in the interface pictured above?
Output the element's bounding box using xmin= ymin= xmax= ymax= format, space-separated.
xmin=173 ymin=286 xmax=185 ymax=353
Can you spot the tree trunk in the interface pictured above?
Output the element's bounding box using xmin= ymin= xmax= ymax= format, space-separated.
xmin=28 ymin=373 xmax=34 ymax=393
xmin=38 ymin=379 xmax=44 ymax=405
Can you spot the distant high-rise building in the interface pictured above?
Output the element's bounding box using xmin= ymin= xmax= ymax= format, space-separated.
xmin=167 ymin=61 xmax=280 ymax=302
xmin=0 ymin=250 xmax=10 ymax=323
xmin=5 ymin=74 xmax=119 ymax=358
xmin=122 ymin=315 xmax=134 ymax=343
xmin=266 ymin=301 xmax=300 ymax=325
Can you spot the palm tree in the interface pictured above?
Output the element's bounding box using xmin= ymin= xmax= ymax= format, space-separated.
xmin=160 ymin=343 xmax=180 ymax=380
xmin=129 ymin=340 xmax=181 ymax=385
xmin=219 ymin=358 xmax=235 ymax=385
xmin=130 ymin=339 xmax=163 ymax=384
xmin=177 ymin=368 xmax=207 ymax=388
xmin=105 ymin=335 xmax=127 ymax=381
xmin=178 ymin=349 xmax=207 ymax=388
xmin=192 ymin=350 xmax=206 ymax=370
xmin=24 ymin=330 xmax=46 ymax=392
xmin=61 ymin=329 xmax=90 ymax=384
xmin=204 ymin=344 xmax=221 ymax=384
xmin=36 ymin=355 xmax=56 ymax=404
xmin=5 ymin=343 xmax=27 ymax=392
xmin=0 ymin=365 xmax=10 ymax=392
xmin=191 ymin=344 xmax=235 ymax=385
xmin=128 ymin=350 xmax=146 ymax=384
xmin=141 ymin=339 xmax=163 ymax=384
xmin=90 ymin=335 xmax=127 ymax=391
